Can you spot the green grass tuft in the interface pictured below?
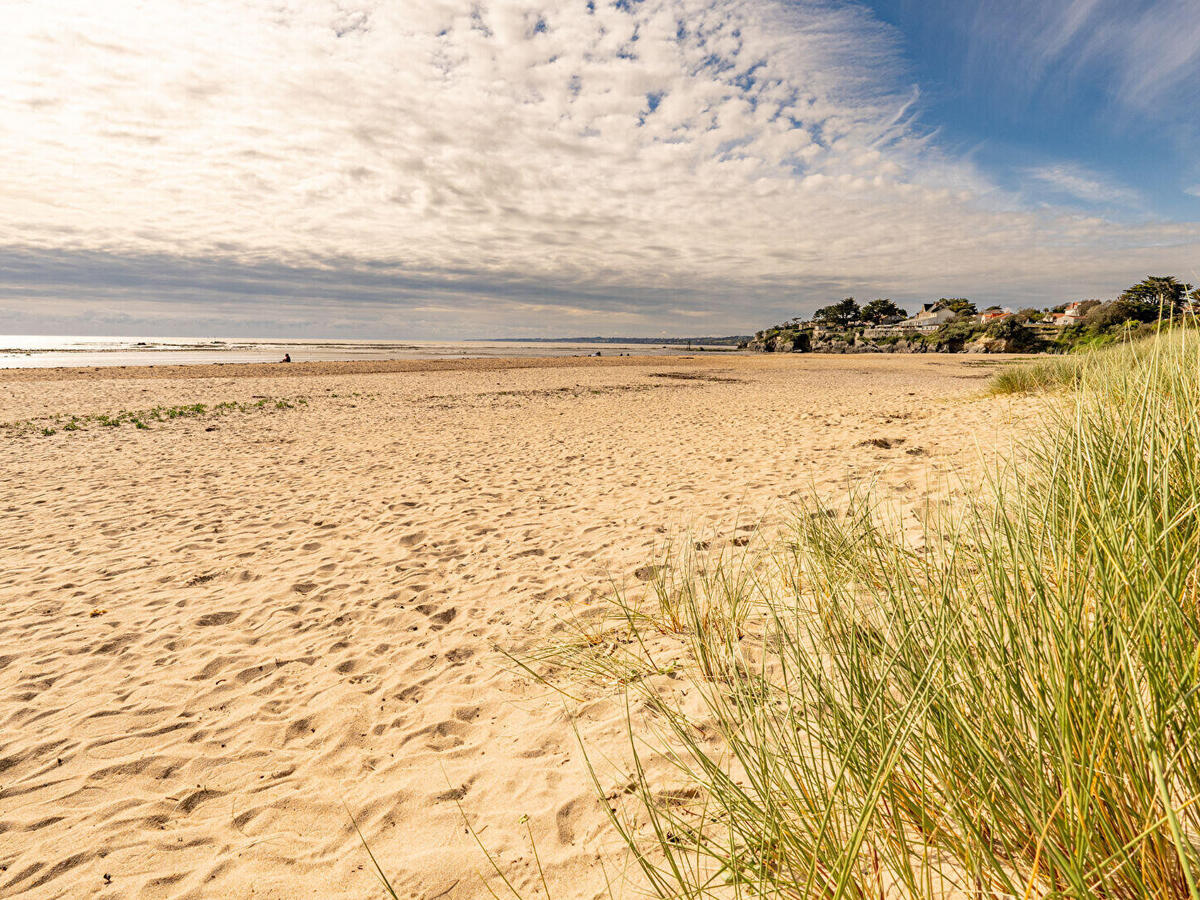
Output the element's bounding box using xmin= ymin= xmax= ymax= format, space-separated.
xmin=988 ymin=354 xmax=1082 ymax=394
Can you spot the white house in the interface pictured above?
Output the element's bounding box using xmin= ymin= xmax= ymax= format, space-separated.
xmin=977 ymin=307 xmax=1014 ymax=324
xmin=1048 ymin=301 xmax=1087 ymax=327
xmin=897 ymin=303 xmax=957 ymax=332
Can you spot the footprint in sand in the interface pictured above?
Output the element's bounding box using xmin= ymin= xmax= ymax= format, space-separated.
xmin=419 ymin=720 xmax=469 ymax=751
xmin=434 ymin=781 xmax=472 ymax=802
xmin=415 ymin=604 xmax=457 ymax=626
xmin=195 ymin=611 xmax=238 ymax=626
xmin=176 ymin=787 xmax=226 ymax=814
xmin=397 ymin=531 xmax=426 ymax=548
xmin=857 ymin=436 xmax=906 ymax=449
xmin=555 ymin=797 xmax=590 ymax=844
xmin=282 ymin=716 xmax=317 ymax=745
xmin=453 ymin=705 xmax=481 ymax=722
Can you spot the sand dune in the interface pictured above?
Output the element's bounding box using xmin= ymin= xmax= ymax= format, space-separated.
xmin=0 ymin=354 xmax=1029 ymax=899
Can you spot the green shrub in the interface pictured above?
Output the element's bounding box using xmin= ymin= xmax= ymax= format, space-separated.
xmin=984 ymin=317 xmax=1041 ymax=350
xmin=924 ymin=318 xmax=984 ymax=350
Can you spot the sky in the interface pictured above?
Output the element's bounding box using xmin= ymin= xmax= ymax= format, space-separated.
xmin=2 ymin=0 xmax=1199 ymax=338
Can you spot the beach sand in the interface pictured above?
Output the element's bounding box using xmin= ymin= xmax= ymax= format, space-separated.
xmin=0 ymin=353 xmax=1030 ymax=899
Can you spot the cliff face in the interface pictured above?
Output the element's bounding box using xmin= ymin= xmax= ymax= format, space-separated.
xmin=747 ymin=329 xmax=1032 ymax=354
xmin=815 ymin=335 xmax=935 ymax=353
xmin=964 ymin=335 xmax=1029 ymax=353
xmin=746 ymin=330 xmax=809 ymax=353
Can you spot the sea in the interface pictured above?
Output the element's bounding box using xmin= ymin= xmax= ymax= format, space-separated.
xmin=0 ymin=336 xmax=733 ymax=369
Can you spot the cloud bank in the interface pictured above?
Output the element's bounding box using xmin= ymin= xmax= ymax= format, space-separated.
xmin=2 ymin=0 xmax=1198 ymax=336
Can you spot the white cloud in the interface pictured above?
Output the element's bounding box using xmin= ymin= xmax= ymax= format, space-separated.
xmin=0 ymin=0 xmax=1197 ymax=336
xmin=953 ymin=0 xmax=1200 ymax=112
xmin=1089 ymin=0 xmax=1200 ymax=109
xmin=1024 ymin=164 xmax=1139 ymax=206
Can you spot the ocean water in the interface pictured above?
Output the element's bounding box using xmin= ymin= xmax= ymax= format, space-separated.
xmin=0 ymin=336 xmax=730 ymax=369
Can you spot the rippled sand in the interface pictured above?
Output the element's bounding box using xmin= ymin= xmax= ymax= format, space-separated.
xmin=0 ymin=353 xmax=1028 ymax=899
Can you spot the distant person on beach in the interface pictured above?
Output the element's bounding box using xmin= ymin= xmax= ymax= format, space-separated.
xmin=281 ymin=353 xmax=291 ymax=363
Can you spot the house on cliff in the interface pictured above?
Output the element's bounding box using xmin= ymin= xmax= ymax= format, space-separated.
xmin=1047 ymin=301 xmax=1087 ymax=326
xmin=977 ymin=307 xmax=1014 ymax=324
xmin=896 ymin=304 xmax=957 ymax=332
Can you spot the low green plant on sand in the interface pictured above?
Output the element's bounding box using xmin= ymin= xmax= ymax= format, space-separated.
xmin=1 ymin=396 xmax=308 ymax=437
xmin=515 ymin=330 xmax=1200 ymax=899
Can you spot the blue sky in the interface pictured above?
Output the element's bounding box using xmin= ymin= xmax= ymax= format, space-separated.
xmin=863 ymin=0 xmax=1200 ymax=219
xmin=1 ymin=0 xmax=1198 ymax=338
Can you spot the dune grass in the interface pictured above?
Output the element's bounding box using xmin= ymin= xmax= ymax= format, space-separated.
xmin=532 ymin=330 xmax=1200 ymax=899
xmin=988 ymin=320 xmax=1198 ymax=396
xmin=987 ymin=354 xmax=1083 ymax=395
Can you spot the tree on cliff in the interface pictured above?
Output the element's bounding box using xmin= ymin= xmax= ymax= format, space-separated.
xmin=1085 ymin=298 xmax=1159 ymax=328
xmin=861 ymin=298 xmax=905 ymax=324
xmin=934 ymin=298 xmax=977 ymax=316
xmin=1121 ymin=276 xmax=1192 ymax=316
xmin=812 ymin=298 xmax=860 ymax=327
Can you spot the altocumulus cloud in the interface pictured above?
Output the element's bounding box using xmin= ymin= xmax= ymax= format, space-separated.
xmin=1 ymin=0 xmax=1198 ymax=336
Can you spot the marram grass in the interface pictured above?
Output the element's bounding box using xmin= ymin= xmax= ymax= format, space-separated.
xmin=987 ymin=355 xmax=1082 ymax=395
xmin=529 ymin=330 xmax=1200 ymax=900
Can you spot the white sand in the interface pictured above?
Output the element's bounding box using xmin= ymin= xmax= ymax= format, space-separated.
xmin=0 ymin=353 xmax=1029 ymax=899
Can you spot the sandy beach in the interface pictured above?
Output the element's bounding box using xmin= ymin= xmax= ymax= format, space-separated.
xmin=0 ymin=353 xmax=1029 ymax=899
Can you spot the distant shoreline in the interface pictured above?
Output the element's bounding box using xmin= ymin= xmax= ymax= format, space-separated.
xmin=477 ymin=336 xmax=751 ymax=345
xmin=0 ymin=352 xmax=730 ymax=383
xmin=0 ymin=337 xmax=737 ymax=371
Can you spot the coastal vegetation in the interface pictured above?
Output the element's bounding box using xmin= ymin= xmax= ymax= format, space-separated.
xmin=0 ymin=396 xmax=309 ymax=437
xmin=528 ymin=330 xmax=1200 ymax=897
xmin=491 ymin=335 xmax=752 ymax=347
xmin=746 ymin=275 xmax=1200 ymax=354
xmin=987 ymin=355 xmax=1082 ymax=395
